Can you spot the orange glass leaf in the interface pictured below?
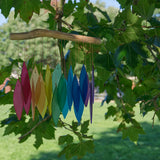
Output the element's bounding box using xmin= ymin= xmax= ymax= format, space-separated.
xmin=37 ymin=74 xmax=48 ymax=118
xmin=30 ymin=66 xmax=39 ymax=90
xmin=31 ymin=81 xmax=36 ymax=120
xmin=45 ymin=65 xmax=53 ymax=115
xmin=13 ymin=79 xmax=24 ymax=120
xmin=30 ymin=66 xmax=39 ymax=120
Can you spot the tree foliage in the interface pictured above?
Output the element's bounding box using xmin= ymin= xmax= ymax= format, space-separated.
xmin=0 ymin=0 xmax=160 ymax=159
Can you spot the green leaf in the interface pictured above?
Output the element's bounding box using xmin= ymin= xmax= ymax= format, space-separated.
xmin=80 ymin=120 xmax=89 ymax=134
xmin=105 ymin=106 xmax=117 ymax=119
xmin=94 ymin=53 xmax=114 ymax=71
xmin=58 ymin=134 xmax=73 ymax=145
xmin=122 ymin=123 xmax=145 ymax=143
xmin=123 ymin=89 xmax=136 ymax=106
xmin=72 ymin=121 xmax=79 ymax=132
xmin=0 ymin=0 xmax=13 ymax=18
xmin=126 ymin=45 xmax=138 ymax=68
xmin=131 ymin=42 xmax=148 ymax=58
xmin=132 ymin=0 xmax=155 ymax=19
xmin=116 ymin=0 xmax=132 ymax=9
xmin=13 ymin=0 xmax=41 ymax=23
xmin=34 ymin=132 xmax=43 ymax=149
xmin=58 ymin=140 xmax=94 ymax=159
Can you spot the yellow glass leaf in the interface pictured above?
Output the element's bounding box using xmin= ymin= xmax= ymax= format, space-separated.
xmin=45 ymin=65 xmax=53 ymax=115
xmin=35 ymin=75 xmax=41 ymax=105
xmin=37 ymin=74 xmax=48 ymax=118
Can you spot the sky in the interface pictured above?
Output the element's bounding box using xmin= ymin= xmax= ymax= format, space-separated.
xmin=0 ymin=0 xmax=120 ymax=26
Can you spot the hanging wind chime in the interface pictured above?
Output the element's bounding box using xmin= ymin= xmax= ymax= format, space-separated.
xmin=13 ymin=41 xmax=95 ymax=125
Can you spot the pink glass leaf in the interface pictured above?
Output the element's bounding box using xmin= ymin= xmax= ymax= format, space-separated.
xmin=13 ymin=79 xmax=24 ymax=120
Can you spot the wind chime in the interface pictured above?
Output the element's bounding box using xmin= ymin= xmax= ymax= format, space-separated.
xmin=13 ymin=40 xmax=95 ymax=126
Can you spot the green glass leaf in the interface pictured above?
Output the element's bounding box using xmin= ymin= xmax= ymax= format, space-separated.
xmin=52 ymin=87 xmax=61 ymax=126
xmin=57 ymin=74 xmax=67 ymax=112
xmin=52 ymin=64 xmax=62 ymax=93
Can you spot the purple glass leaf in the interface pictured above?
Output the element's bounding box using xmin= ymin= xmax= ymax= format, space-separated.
xmin=85 ymin=74 xmax=90 ymax=107
xmin=90 ymin=82 xmax=93 ymax=123
xmin=67 ymin=66 xmax=73 ymax=110
xmin=72 ymin=75 xmax=80 ymax=113
xmin=92 ymin=65 xmax=94 ymax=104
xmin=80 ymin=64 xmax=88 ymax=104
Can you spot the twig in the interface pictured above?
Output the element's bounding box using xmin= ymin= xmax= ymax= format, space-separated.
xmin=10 ymin=29 xmax=102 ymax=45
xmin=152 ymin=112 xmax=156 ymax=128
xmin=147 ymin=45 xmax=160 ymax=71
xmin=18 ymin=115 xmax=51 ymax=142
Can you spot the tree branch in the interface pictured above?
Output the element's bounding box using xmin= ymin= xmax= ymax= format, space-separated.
xmin=10 ymin=29 xmax=102 ymax=45
xmin=18 ymin=115 xmax=51 ymax=142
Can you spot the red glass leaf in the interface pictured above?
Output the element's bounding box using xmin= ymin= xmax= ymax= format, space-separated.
xmin=21 ymin=62 xmax=31 ymax=114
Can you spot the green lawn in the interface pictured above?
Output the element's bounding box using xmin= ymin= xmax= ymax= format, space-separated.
xmin=0 ymin=102 xmax=160 ymax=160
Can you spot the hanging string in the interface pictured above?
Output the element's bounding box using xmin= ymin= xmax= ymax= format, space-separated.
xmin=41 ymin=37 xmax=44 ymax=72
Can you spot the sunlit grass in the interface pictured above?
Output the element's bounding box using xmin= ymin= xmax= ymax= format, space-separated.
xmin=0 ymin=102 xmax=160 ymax=160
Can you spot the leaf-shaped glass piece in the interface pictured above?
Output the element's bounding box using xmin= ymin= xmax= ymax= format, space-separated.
xmin=85 ymin=74 xmax=90 ymax=107
xmin=31 ymin=81 xmax=36 ymax=120
xmin=52 ymin=86 xmax=61 ymax=126
xmin=35 ymin=75 xmax=41 ymax=105
xmin=62 ymin=80 xmax=69 ymax=119
xmin=13 ymin=79 xmax=24 ymax=120
xmin=30 ymin=66 xmax=39 ymax=120
xmin=52 ymin=63 xmax=62 ymax=93
xmin=37 ymin=74 xmax=48 ymax=118
xmin=45 ymin=65 xmax=53 ymax=115
xmin=74 ymin=94 xmax=84 ymax=123
xmin=57 ymin=74 xmax=67 ymax=112
xmin=67 ymin=66 xmax=73 ymax=110
xmin=72 ymin=75 xmax=80 ymax=113
xmin=90 ymin=82 xmax=93 ymax=123
xmin=21 ymin=62 xmax=31 ymax=115
xmin=30 ymin=66 xmax=39 ymax=89
xmin=80 ymin=64 xmax=89 ymax=104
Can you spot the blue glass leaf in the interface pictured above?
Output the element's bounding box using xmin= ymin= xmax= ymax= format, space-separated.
xmin=74 ymin=94 xmax=84 ymax=123
xmin=67 ymin=66 xmax=73 ymax=110
xmin=62 ymin=80 xmax=69 ymax=119
xmin=80 ymin=64 xmax=88 ymax=104
xmin=72 ymin=75 xmax=80 ymax=113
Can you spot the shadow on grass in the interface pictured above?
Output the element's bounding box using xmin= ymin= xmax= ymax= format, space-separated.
xmin=30 ymin=122 xmax=160 ymax=160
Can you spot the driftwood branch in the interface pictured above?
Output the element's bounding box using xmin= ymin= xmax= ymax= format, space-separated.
xmin=10 ymin=29 xmax=102 ymax=45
